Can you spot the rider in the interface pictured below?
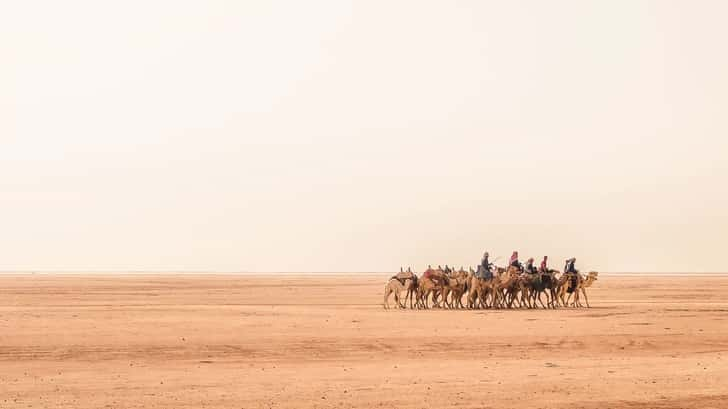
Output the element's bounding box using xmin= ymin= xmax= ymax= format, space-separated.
xmin=564 ymin=257 xmax=579 ymax=292
xmin=564 ymin=258 xmax=578 ymax=274
xmin=480 ymin=252 xmax=491 ymax=271
xmin=524 ymin=257 xmax=537 ymax=274
xmin=479 ymin=251 xmax=493 ymax=279
xmin=509 ymin=251 xmax=521 ymax=270
xmin=539 ymin=256 xmax=549 ymax=273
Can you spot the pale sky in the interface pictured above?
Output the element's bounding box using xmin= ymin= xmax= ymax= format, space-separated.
xmin=2 ymin=1 xmax=727 ymax=272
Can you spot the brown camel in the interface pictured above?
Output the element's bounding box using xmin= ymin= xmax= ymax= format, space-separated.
xmin=441 ymin=269 xmax=469 ymax=309
xmin=467 ymin=265 xmax=500 ymax=309
xmin=415 ymin=267 xmax=448 ymax=309
xmin=492 ymin=268 xmax=519 ymax=309
xmin=518 ymin=271 xmax=555 ymax=309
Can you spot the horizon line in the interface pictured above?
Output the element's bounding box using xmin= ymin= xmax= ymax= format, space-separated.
xmin=2 ymin=270 xmax=728 ymax=275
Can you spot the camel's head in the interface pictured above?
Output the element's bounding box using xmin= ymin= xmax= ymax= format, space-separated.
xmin=587 ymin=271 xmax=598 ymax=281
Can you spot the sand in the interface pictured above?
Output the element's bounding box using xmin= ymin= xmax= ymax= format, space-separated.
xmin=0 ymin=274 xmax=727 ymax=408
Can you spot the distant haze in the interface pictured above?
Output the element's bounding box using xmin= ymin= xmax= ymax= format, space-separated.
xmin=2 ymin=1 xmax=727 ymax=273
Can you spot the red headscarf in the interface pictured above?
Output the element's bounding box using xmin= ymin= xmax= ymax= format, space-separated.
xmin=509 ymin=251 xmax=519 ymax=264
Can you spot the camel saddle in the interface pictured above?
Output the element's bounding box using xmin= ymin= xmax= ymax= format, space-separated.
xmin=391 ymin=271 xmax=415 ymax=286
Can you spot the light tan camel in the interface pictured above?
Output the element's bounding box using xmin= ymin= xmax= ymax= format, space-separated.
xmin=567 ymin=271 xmax=598 ymax=308
xmin=555 ymin=272 xmax=578 ymax=307
xmin=383 ymin=278 xmax=411 ymax=309
xmin=383 ymin=268 xmax=418 ymax=309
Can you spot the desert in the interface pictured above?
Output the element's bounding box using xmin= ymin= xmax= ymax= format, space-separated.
xmin=1 ymin=273 xmax=726 ymax=408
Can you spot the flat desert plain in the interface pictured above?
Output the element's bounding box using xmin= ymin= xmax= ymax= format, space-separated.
xmin=1 ymin=274 xmax=727 ymax=409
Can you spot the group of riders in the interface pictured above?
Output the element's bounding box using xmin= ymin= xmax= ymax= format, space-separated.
xmin=385 ymin=250 xmax=591 ymax=309
xmin=479 ymin=250 xmax=579 ymax=278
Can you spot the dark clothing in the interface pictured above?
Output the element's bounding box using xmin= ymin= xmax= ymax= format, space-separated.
xmin=510 ymin=259 xmax=521 ymax=268
xmin=477 ymin=265 xmax=492 ymax=280
xmin=525 ymin=262 xmax=536 ymax=274
xmin=565 ymin=260 xmax=577 ymax=274
xmin=480 ymin=257 xmax=491 ymax=272
xmin=568 ymin=274 xmax=579 ymax=293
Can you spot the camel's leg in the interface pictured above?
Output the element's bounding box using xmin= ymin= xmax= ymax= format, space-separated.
xmin=508 ymin=290 xmax=517 ymax=308
xmin=442 ymin=288 xmax=451 ymax=309
xmin=581 ymin=288 xmax=590 ymax=308
xmin=518 ymin=289 xmax=526 ymax=308
xmin=397 ymin=288 xmax=407 ymax=309
xmin=536 ymin=292 xmax=547 ymax=309
xmin=543 ymin=290 xmax=552 ymax=309
xmin=383 ymin=286 xmax=392 ymax=309
xmin=398 ymin=288 xmax=407 ymax=309
xmin=575 ymin=288 xmax=583 ymax=308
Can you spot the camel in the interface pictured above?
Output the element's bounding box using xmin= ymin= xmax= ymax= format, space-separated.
xmin=554 ymin=271 xmax=577 ymax=307
xmin=539 ymin=270 xmax=560 ymax=308
xmin=491 ymin=268 xmax=519 ymax=309
xmin=567 ymin=271 xmax=598 ymax=308
xmin=415 ymin=267 xmax=448 ymax=309
xmin=541 ymin=270 xmax=561 ymax=308
xmin=383 ymin=268 xmax=418 ymax=309
xmin=441 ymin=269 xmax=469 ymax=309
xmin=517 ymin=272 xmax=555 ymax=309
xmin=515 ymin=274 xmax=534 ymax=308
xmin=467 ymin=265 xmax=500 ymax=309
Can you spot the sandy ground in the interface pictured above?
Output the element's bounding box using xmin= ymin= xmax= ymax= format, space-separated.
xmin=0 ymin=274 xmax=727 ymax=409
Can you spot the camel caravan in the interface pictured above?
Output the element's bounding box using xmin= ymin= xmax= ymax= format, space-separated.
xmin=383 ymin=251 xmax=598 ymax=310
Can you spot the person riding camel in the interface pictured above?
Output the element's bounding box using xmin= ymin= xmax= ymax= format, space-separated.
xmin=565 ymin=258 xmax=578 ymax=274
xmin=479 ymin=251 xmax=493 ymax=279
xmin=524 ymin=257 xmax=536 ymax=274
xmin=538 ymin=256 xmax=552 ymax=286
xmin=539 ymin=256 xmax=549 ymax=273
xmin=565 ymin=257 xmax=579 ymax=292
xmin=509 ymin=251 xmax=521 ymax=271
xmin=482 ymin=252 xmax=493 ymax=270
